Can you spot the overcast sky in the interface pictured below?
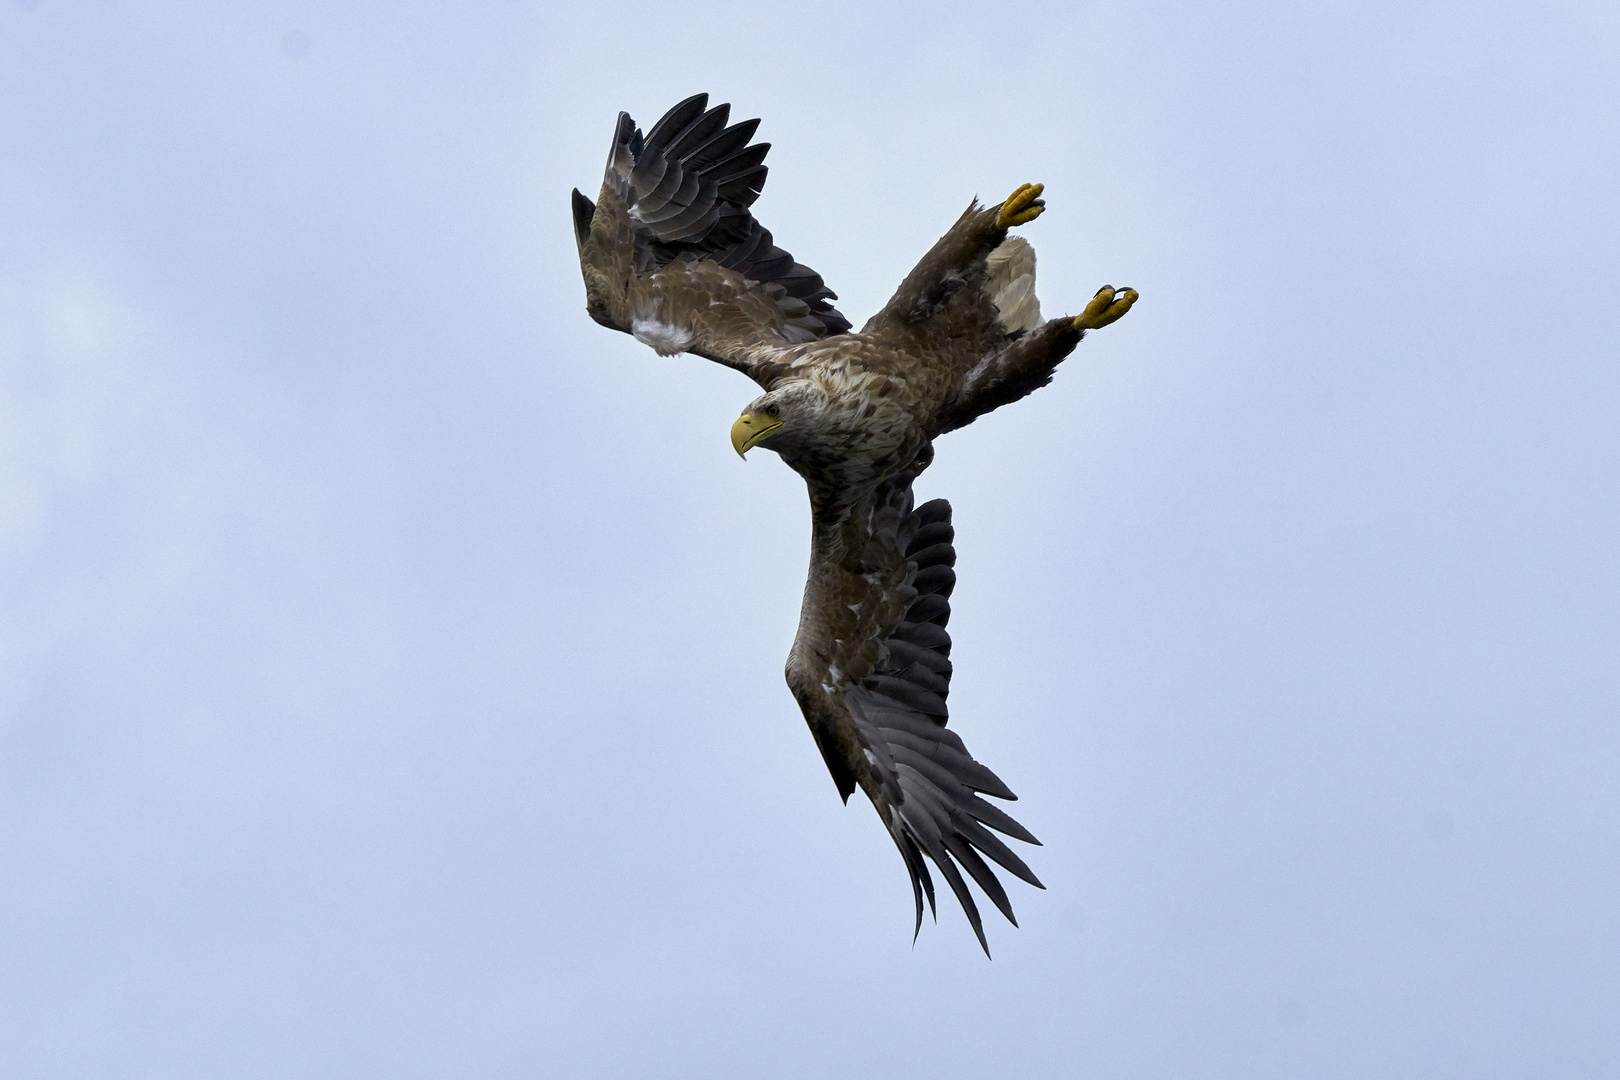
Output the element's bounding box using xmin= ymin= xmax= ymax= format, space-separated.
xmin=3 ymin=2 xmax=1618 ymax=1077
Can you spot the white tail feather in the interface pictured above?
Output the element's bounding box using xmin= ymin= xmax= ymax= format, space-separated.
xmin=986 ymin=236 xmax=1042 ymax=334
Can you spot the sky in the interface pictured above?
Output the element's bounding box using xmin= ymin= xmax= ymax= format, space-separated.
xmin=2 ymin=1 xmax=1617 ymax=1077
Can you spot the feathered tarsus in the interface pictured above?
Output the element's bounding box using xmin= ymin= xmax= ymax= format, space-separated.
xmin=572 ymin=94 xmax=1137 ymax=955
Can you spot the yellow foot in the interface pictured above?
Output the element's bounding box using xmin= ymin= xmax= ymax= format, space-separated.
xmin=996 ymin=182 xmax=1045 ymax=228
xmin=1074 ymin=285 xmax=1138 ymax=330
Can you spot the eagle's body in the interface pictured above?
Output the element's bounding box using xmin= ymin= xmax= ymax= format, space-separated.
xmin=572 ymin=95 xmax=1136 ymax=955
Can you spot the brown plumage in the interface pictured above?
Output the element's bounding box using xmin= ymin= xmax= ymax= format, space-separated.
xmin=572 ymin=94 xmax=1137 ymax=955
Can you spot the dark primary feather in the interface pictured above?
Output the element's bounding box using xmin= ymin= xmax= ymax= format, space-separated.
xmin=571 ymin=188 xmax=596 ymax=250
xmin=592 ymin=93 xmax=850 ymax=340
xmin=790 ymin=476 xmax=1044 ymax=957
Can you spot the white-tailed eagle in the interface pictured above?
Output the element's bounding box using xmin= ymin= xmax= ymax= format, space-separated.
xmin=572 ymin=94 xmax=1136 ymax=955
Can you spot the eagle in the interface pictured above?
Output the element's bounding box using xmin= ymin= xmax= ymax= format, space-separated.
xmin=571 ymin=94 xmax=1136 ymax=955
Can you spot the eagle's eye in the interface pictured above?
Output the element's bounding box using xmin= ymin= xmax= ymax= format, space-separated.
xmin=765 ymin=403 xmax=781 ymax=417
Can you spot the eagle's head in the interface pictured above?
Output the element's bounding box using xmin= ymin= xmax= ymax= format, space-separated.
xmin=729 ymin=382 xmax=828 ymax=459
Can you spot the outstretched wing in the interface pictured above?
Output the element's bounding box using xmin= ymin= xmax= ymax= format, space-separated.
xmin=573 ymin=94 xmax=851 ymax=387
xmin=785 ymin=471 xmax=1043 ymax=956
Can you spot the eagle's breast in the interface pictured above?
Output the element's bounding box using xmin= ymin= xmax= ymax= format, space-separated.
xmin=775 ymin=343 xmax=934 ymax=519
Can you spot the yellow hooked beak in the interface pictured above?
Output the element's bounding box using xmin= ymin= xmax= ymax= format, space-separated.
xmin=730 ymin=412 xmax=783 ymax=458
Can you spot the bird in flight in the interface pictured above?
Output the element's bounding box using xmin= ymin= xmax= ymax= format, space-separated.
xmin=572 ymin=94 xmax=1137 ymax=955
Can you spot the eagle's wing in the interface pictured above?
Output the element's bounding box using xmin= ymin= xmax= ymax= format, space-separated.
xmin=572 ymin=94 xmax=851 ymax=388
xmin=785 ymin=472 xmax=1043 ymax=956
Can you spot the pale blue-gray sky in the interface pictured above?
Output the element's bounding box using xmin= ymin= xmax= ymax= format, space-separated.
xmin=3 ymin=2 xmax=1618 ymax=1077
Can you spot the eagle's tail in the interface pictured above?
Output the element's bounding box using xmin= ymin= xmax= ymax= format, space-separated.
xmin=985 ymin=236 xmax=1043 ymax=335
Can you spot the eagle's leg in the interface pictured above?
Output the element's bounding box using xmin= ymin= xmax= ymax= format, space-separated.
xmin=1074 ymin=284 xmax=1139 ymax=330
xmin=932 ymin=316 xmax=1084 ymax=434
xmin=996 ymin=183 xmax=1046 ymax=229
xmin=864 ymin=183 xmax=1055 ymax=333
xmin=866 ymin=194 xmax=1028 ymax=329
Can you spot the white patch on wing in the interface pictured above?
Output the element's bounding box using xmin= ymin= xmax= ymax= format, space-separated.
xmin=631 ymin=318 xmax=695 ymax=356
xmin=986 ymin=236 xmax=1043 ymax=333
